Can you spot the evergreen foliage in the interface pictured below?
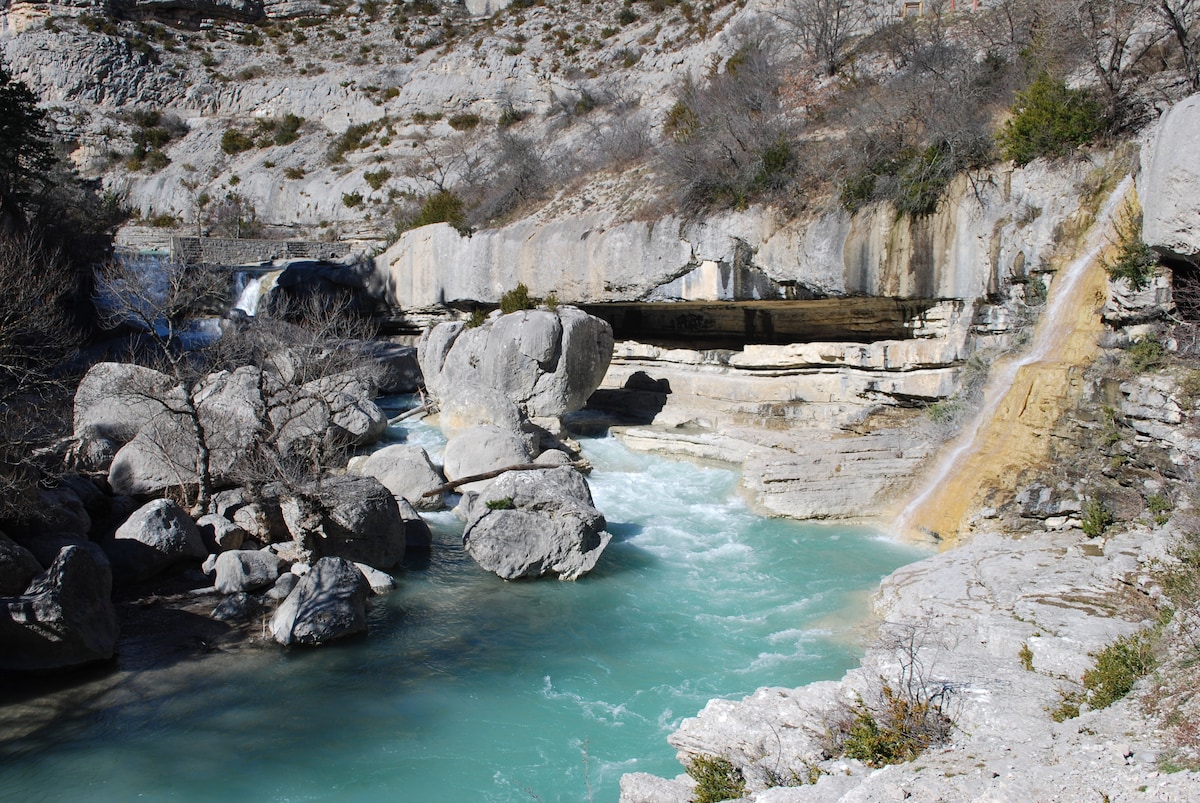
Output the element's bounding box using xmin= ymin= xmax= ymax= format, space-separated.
xmin=998 ymin=74 xmax=1107 ymax=166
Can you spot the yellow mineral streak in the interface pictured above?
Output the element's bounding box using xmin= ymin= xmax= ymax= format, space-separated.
xmin=893 ymin=178 xmax=1133 ymax=546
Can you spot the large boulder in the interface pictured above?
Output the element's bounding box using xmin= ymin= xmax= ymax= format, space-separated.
xmin=0 ymin=544 xmax=119 ymax=671
xmin=280 ymin=475 xmax=407 ymax=569
xmin=106 ymin=499 xmax=207 ymax=582
xmin=359 ymin=341 xmax=422 ymax=395
xmin=0 ymin=532 xmax=42 ymax=596
xmin=213 ymin=549 xmax=282 ymax=594
xmin=73 ymin=362 xmax=186 ymax=445
xmin=462 ymin=467 xmax=611 ymax=580
xmin=348 ymin=444 xmax=446 ymax=510
xmin=107 ymin=366 xmax=266 ymax=497
xmin=269 ymin=556 xmax=370 ymax=646
xmin=1141 ymin=92 xmax=1200 ymax=264
xmin=418 ymin=306 xmax=613 ymax=423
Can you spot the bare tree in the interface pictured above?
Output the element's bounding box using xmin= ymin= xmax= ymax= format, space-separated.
xmin=0 ymin=232 xmax=82 ymax=520
xmin=659 ymin=19 xmax=799 ymax=213
xmin=775 ymin=0 xmax=868 ymax=75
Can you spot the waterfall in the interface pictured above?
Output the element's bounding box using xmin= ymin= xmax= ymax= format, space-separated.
xmin=232 ymin=270 xmax=281 ymax=316
xmin=893 ymin=175 xmax=1134 ymax=540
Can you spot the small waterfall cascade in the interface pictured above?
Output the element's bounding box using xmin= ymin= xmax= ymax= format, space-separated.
xmin=232 ymin=270 xmax=281 ymax=316
xmin=892 ymin=175 xmax=1134 ymax=542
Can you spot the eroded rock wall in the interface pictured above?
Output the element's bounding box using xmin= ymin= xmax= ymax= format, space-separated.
xmin=376 ymin=161 xmax=1088 ymax=307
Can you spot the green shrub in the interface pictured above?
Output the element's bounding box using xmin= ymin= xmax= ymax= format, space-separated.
xmin=400 ymin=190 xmax=469 ymax=235
xmin=328 ymin=122 xmax=373 ymax=162
xmin=448 ymin=112 xmax=481 ymax=131
xmin=1147 ymin=493 xmax=1172 ymax=526
xmin=685 ymin=755 xmax=745 ymax=803
xmin=221 ymin=128 xmax=255 ymax=155
xmin=1105 ymin=207 xmax=1158 ymax=291
xmin=499 ymin=283 xmax=535 ymax=314
xmin=1019 ymin=643 xmax=1034 ymax=671
xmin=497 ymin=106 xmax=528 ymax=128
xmin=283 ymin=166 xmax=306 ymax=179
xmin=998 ymin=73 xmax=1107 ymax=166
xmin=1127 ymin=338 xmax=1166 ymax=372
xmin=342 ymin=191 xmax=363 ymax=208
xmin=364 ymin=167 xmax=391 ymax=190
xmin=841 ymin=686 xmax=950 ymax=767
xmin=465 ymin=308 xmax=487 ymax=329
xmin=1083 ymin=632 xmax=1156 ymax=710
xmin=272 ymin=113 xmax=303 ymax=145
xmin=1081 ymin=497 xmax=1114 ymax=538
xmin=617 ymin=6 xmax=639 ymax=25
xmin=485 ymin=497 xmax=515 ymax=510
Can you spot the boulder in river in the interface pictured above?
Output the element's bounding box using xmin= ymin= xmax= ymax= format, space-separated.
xmin=348 ymin=443 xmax=446 ymax=511
xmin=462 ymin=467 xmax=610 ymax=580
xmin=270 ymin=556 xmax=370 ymax=646
xmin=419 ymin=306 xmax=613 ymax=423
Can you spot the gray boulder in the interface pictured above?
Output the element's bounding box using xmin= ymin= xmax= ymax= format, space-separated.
xmin=354 ymin=562 xmax=398 ymax=594
xmin=360 ymin=341 xmax=422 ymax=394
xmin=0 ymin=532 xmax=43 ymax=596
xmin=73 ymin=362 xmax=185 ymax=444
xmin=443 ymin=425 xmax=534 ymax=491
xmin=213 ymin=549 xmax=282 ymax=594
xmin=463 ymin=467 xmax=611 ymax=580
xmin=349 ymin=444 xmax=446 ymax=510
xmin=107 ymin=366 xmax=265 ymax=497
xmin=267 ymin=571 xmax=298 ymax=600
xmin=419 ymin=306 xmax=614 ymax=422
xmin=197 ymin=513 xmax=246 ymax=552
xmin=270 ymin=556 xmax=370 ymax=646
xmin=280 ymin=475 xmax=407 ymax=569
xmin=107 ymin=499 xmax=207 ymax=582
xmin=0 ymin=545 xmax=118 ymax=671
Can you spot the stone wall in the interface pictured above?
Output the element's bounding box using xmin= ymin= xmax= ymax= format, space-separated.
xmin=170 ymin=236 xmax=352 ymax=266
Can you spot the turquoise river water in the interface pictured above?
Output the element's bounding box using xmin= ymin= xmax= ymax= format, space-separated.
xmin=0 ymin=423 xmax=926 ymax=802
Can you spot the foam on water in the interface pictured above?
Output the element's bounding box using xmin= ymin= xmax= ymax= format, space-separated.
xmin=0 ymin=425 xmax=928 ymax=802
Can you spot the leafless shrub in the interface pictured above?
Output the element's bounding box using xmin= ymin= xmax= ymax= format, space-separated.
xmin=774 ymin=0 xmax=868 ymax=76
xmin=0 ymin=232 xmax=82 ymax=521
xmin=657 ymin=19 xmax=800 ymax=213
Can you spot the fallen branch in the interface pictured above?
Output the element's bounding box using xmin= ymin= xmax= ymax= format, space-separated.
xmin=422 ymin=461 xmax=587 ymax=496
xmin=388 ymin=404 xmax=429 ymax=425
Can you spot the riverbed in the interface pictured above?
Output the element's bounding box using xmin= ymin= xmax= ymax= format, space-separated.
xmin=0 ymin=428 xmax=925 ymax=801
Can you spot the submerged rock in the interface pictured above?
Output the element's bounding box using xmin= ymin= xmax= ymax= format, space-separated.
xmin=0 ymin=545 xmax=118 ymax=671
xmin=270 ymin=556 xmax=370 ymax=646
xmin=462 ymin=467 xmax=610 ymax=580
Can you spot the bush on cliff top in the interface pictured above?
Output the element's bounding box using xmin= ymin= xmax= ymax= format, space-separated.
xmin=998 ymin=74 xmax=1108 ymax=166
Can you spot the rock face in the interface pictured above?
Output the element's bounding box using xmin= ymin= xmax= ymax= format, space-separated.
xmin=280 ymin=475 xmax=407 ymax=569
xmin=379 ymin=163 xmax=1086 ymax=308
xmin=348 ymin=444 xmax=446 ymax=510
xmin=107 ymin=499 xmax=207 ymax=582
xmin=1141 ymin=92 xmax=1200 ymax=263
xmin=270 ymin=556 xmax=370 ymax=646
xmin=462 ymin=467 xmax=611 ymax=580
xmin=419 ymin=306 xmax=614 ymax=422
xmin=0 ymin=545 xmax=119 ymax=671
